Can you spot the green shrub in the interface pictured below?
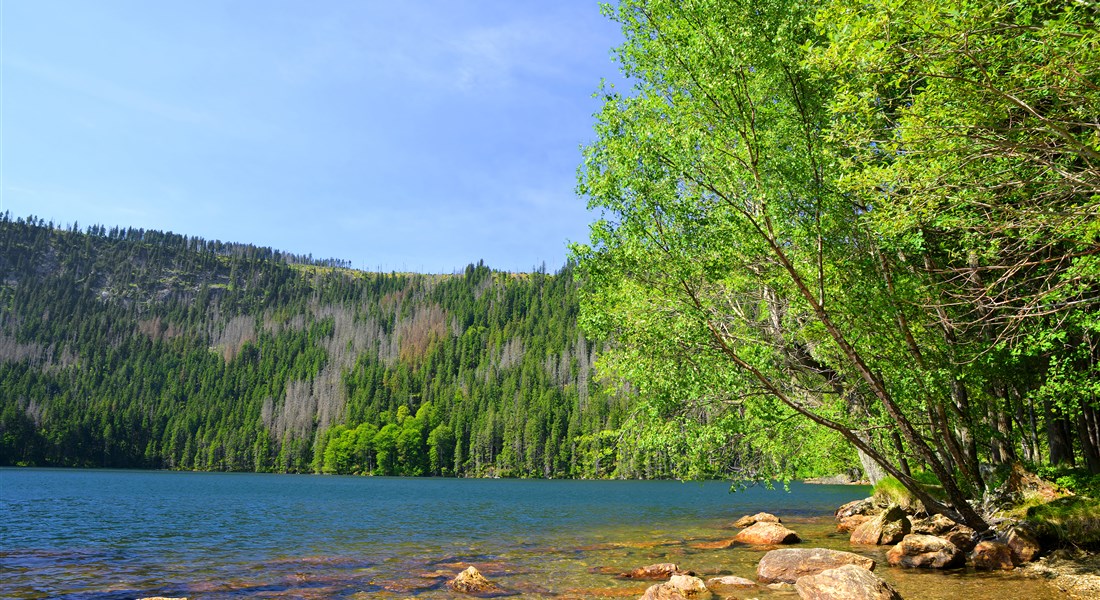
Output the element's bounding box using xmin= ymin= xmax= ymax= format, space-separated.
xmin=1033 ymin=465 xmax=1100 ymax=498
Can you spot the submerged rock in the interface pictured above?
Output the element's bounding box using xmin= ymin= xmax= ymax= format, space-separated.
xmin=705 ymin=575 xmax=756 ymax=592
xmin=757 ymin=547 xmax=876 ymax=584
xmin=969 ymin=540 xmax=1016 ymax=570
xmin=851 ymin=505 xmax=910 ymax=545
xmin=689 ymin=538 xmax=737 ymax=549
xmin=734 ymin=521 xmax=801 ymax=545
xmin=734 ymin=511 xmax=782 ymax=528
xmin=794 ymin=564 xmax=902 ymax=600
xmin=621 ymin=563 xmax=689 ymax=579
xmin=449 ymin=566 xmax=503 ymax=594
xmin=886 ymin=534 xmax=964 ymax=569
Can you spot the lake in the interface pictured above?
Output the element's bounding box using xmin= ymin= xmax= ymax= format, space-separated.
xmin=0 ymin=468 xmax=1060 ymax=599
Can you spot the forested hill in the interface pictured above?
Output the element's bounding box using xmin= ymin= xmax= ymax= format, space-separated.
xmin=0 ymin=213 xmax=664 ymax=477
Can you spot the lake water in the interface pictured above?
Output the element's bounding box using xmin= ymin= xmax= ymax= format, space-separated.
xmin=0 ymin=469 xmax=1060 ymax=599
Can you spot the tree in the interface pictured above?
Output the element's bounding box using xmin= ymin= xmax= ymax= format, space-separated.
xmin=573 ymin=0 xmax=1040 ymax=530
xmin=812 ymin=0 xmax=1100 ymax=475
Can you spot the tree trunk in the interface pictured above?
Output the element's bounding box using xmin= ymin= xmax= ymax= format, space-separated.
xmin=990 ymin=384 xmax=1015 ymax=464
xmin=1045 ymin=400 xmax=1075 ymax=466
xmin=856 ymin=441 xmax=888 ymax=485
xmin=1079 ymin=403 xmax=1100 ymax=474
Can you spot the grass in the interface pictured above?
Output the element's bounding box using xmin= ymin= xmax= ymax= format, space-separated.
xmin=1026 ymin=495 xmax=1100 ymax=548
xmin=872 ymin=471 xmax=947 ymax=511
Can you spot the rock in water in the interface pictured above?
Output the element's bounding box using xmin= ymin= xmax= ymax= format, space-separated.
xmin=449 ymin=566 xmax=502 ymax=594
xmin=969 ymin=541 xmax=1016 ymax=570
xmin=886 ymin=534 xmax=964 ymax=569
xmin=794 ymin=564 xmax=902 ymax=600
xmin=734 ymin=511 xmax=782 ymax=528
xmin=620 ymin=563 xmax=687 ymax=579
xmin=909 ymin=513 xmax=976 ymax=551
xmin=757 ymin=547 xmax=876 ymax=584
xmin=734 ymin=521 xmax=801 ymax=545
xmin=705 ymin=575 xmax=756 ymax=592
xmin=850 ymin=505 xmax=910 ymax=545
xmin=640 ymin=574 xmax=709 ymax=600
xmin=838 ymin=514 xmax=873 ymax=533
xmin=835 ymin=498 xmax=876 ymax=520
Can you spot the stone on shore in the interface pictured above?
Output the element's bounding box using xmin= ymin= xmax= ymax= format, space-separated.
xmin=735 ymin=521 xmax=801 ymax=545
xmin=851 ymin=505 xmax=910 ymax=545
xmin=734 ymin=511 xmax=782 ymax=528
xmin=705 ymin=575 xmax=756 ymax=592
xmin=886 ymin=534 xmax=964 ymax=569
xmin=1005 ymin=525 xmax=1042 ymax=564
xmin=639 ymin=574 xmax=709 ymax=600
xmin=449 ymin=566 xmax=503 ymax=594
xmin=969 ymin=540 xmax=1016 ymax=570
xmin=757 ymin=547 xmax=876 ymax=584
xmin=794 ymin=564 xmax=902 ymax=600
xmin=621 ymin=563 xmax=687 ymax=579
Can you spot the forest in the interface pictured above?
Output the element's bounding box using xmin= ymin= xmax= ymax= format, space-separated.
xmin=0 ymin=212 xmax=769 ymax=478
xmin=573 ymin=0 xmax=1099 ymax=530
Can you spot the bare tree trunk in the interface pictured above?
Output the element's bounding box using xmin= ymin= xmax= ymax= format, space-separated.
xmin=990 ymin=384 xmax=1015 ymax=464
xmin=1079 ymin=402 xmax=1100 ymax=474
xmin=1045 ymin=400 xmax=1076 ymax=466
xmin=890 ymin=430 xmax=911 ymax=478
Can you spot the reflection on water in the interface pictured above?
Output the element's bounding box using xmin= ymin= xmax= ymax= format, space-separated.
xmin=0 ymin=469 xmax=1062 ymax=599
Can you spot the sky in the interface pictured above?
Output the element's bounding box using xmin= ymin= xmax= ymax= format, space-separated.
xmin=1 ymin=1 xmax=627 ymax=273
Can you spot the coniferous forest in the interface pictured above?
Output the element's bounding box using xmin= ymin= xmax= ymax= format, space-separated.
xmin=0 ymin=213 xmax=663 ymax=477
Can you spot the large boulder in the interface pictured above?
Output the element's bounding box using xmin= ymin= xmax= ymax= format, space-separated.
xmin=886 ymin=534 xmax=964 ymax=569
xmin=639 ymin=574 xmax=709 ymax=600
xmin=757 ymin=548 xmax=876 ymax=584
xmin=851 ymin=505 xmax=911 ymax=545
xmin=705 ymin=575 xmax=756 ymax=592
xmin=734 ymin=511 xmax=782 ymax=528
xmin=835 ymin=498 xmax=877 ymax=520
xmin=735 ymin=521 xmax=801 ymax=545
xmin=449 ymin=566 xmax=503 ymax=594
xmin=969 ymin=541 xmax=1016 ymax=570
xmin=909 ymin=513 xmax=976 ymax=551
xmin=794 ymin=564 xmax=902 ymax=600
xmin=1005 ymin=525 xmax=1042 ymax=564
xmin=621 ymin=563 xmax=688 ymax=579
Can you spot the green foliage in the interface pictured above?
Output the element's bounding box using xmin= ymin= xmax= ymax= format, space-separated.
xmin=572 ymin=0 xmax=1100 ymax=515
xmin=1034 ymin=465 xmax=1100 ymax=499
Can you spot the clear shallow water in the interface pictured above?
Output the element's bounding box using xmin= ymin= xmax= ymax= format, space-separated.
xmin=0 ymin=469 xmax=1060 ymax=599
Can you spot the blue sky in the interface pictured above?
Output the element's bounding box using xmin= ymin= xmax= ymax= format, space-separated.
xmin=1 ymin=1 xmax=625 ymax=273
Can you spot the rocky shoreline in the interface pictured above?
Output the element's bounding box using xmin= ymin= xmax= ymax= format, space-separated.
xmin=421 ymin=501 xmax=1097 ymax=600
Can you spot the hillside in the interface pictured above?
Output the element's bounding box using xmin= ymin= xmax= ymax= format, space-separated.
xmin=0 ymin=213 xmax=680 ymax=477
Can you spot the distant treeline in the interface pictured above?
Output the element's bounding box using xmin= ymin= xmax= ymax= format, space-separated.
xmin=0 ymin=213 xmax=752 ymax=478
